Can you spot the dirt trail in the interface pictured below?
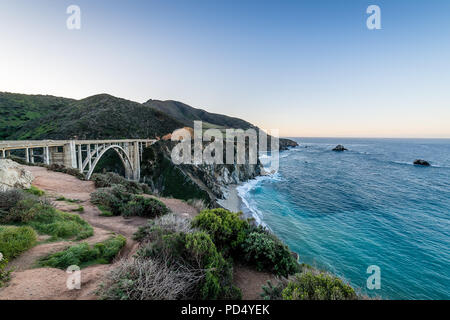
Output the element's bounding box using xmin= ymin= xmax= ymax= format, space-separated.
xmin=0 ymin=165 xmax=198 ymax=300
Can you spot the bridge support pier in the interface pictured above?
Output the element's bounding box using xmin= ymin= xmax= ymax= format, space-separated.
xmin=63 ymin=141 xmax=77 ymax=169
xmin=43 ymin=146 xmax=50 ymax=165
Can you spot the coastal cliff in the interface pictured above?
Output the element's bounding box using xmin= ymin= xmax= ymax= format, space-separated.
xmin=140 ymin=140 xmax=262 ymax=206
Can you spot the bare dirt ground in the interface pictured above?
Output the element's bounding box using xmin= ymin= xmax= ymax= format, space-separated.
xmin=0 ymin=165 xmax=274 ymax=300
xmin=233 ymin=264 xmax=280 ymax=300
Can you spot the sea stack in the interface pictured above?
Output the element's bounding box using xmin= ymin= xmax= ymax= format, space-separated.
xmin=332 ymin=145 xmax=348 ymax=152
xmin=413 ymin=159 xmax=431 ymax=166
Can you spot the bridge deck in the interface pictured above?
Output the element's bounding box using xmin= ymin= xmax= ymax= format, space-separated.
xmin=0 ymin=139 xmax=156 ymax=151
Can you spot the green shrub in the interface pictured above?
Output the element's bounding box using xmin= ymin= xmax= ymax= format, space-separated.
xmin=0 ymin=256 xmax=12 ymax=287
xmin=0 ymin=190 xmax=93 ymax=241
xmin=134 ymin=213 xmax=195 ymax=242
xmin=55 ymin=197 xmax=81 ymax=203
xmin=11 ymin=202 xmax=93 ymax=240
xmin=241 ymin=228 xmax=299 ymax=277
xmin=71 ymin=205 xmax=85 ymax=212
xmin=91 ymin=185 xmax=168 ymax=218
xmin=260 ymin=280 xmax=288 ymax=300
xmin=38 ymin=235 xmax=126 ymax=269
xmin=97 ymin=205 xmax=114 ymax=217
xmin=91 ymin=173 xmax=151 ymax=194
xmin=137 ymin=227 xmax=240 ymax=300
xmin=281 ymin=271 xmax=357 ymax=300
xmin=90 ymin=185 xmax=133 ymax=216
xmin=0 ymin=225 xmax=37 ymax=260
xmin=1 ymin=199 xmax=39 ymax=223
xmin=27 ymin=204 xmax=93 ymax=240
xmin=121 ymin=196 xmax=170 ymax=218
xmin=192 ymin=208 xmax=249 ymax=255
xmin=0 ymin=189 xmax=35 ymax=216
xmin=184 ymin=231 xmax=240 ymax=300
xmin=25 ymin=186 xmax=45 ymax=197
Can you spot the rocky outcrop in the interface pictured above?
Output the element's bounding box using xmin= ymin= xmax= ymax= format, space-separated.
xmin=414 ymin=159 xmax=431 ymax=166
xmin=279 ymin=138 xmax=299 ymax=151
xmin=0 ymin=159 xmax=33 ymax=191
xmin=332 ymin=145 xmax=348 ymax=152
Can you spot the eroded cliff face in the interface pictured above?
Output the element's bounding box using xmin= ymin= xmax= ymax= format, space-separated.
xmin=140 ymin=141 xmax=262 ymax=206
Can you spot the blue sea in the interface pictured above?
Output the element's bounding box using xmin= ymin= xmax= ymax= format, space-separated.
xmin=237 ymin=138 xmax=450 ymax=300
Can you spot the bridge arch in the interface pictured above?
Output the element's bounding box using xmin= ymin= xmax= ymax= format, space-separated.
xmin=84 ymin=145 xmax=134 ymax=180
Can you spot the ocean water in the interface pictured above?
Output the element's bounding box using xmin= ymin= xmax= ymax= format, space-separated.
xmin=237 ymin=138 xmax=450 ymax=300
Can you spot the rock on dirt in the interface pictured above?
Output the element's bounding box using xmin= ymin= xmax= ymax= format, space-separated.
xmin=0 ymin=159 xmax=33 ymax=191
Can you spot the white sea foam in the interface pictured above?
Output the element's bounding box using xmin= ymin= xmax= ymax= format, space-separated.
xmin=236 ymin=172 xmax=283 ymax=228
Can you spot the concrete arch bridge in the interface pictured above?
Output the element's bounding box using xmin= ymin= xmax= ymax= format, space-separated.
xmin=0 ymin=139 xmax=156 ymax=180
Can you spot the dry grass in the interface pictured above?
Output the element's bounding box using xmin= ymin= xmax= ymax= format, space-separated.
xmin=98 ymin=257 xmax=204 ymax=300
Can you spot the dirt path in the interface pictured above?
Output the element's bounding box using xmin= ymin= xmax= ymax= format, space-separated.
xmin=0 ymin=165 xmax=199 ymax=300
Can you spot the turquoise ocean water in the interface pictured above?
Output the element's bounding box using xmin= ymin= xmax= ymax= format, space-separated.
xmin=237 ymin=138 xmax=450 ymax=299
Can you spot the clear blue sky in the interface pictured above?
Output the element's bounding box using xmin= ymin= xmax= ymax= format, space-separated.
xmin=1 ymin=0 xmax=449 ymax=137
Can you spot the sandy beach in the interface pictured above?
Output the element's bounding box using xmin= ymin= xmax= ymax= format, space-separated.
xmin=217 ymin=184 xmax=243 ymax=213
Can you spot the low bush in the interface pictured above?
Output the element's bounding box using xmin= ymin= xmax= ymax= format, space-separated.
xmin=0 ymin=225 xmax=37 ymax=260
xmin=0 ymin=256 xmax=12 ymax=287
xmin=0 ymin=189 xmax=37 ymax=218
xmin=136 ymin=216 xmax=240 ymax=300
xmin=241 ymin=228 xmax=299 ymax=277
xmin=281 ymin=271 xmax=357 ymax=300
xmin=90 ymin=185 xmax=133 ymax=216
xmin=71 ymin=205 xmax=85 ymax=213
xmin=91 ymin=185 xmax=169 ymax=218
xmin=134 ymin=213 xmax=195 ymax=242
xmin=55 ymin=197 xmax=81 ymax=203
xmin=192 ymin=208 xmax=249 ymax=256
xmin=25 ymin=203 xmax=93 ymax=240
xmin=2 ymin=199 xmax=39 ymax=223
xmin=38 ymin=235 xmax=126 ymax=269
xmin=97 ymin=257 xmax=204 ymax=300
xmin=91 ymin=173 xmax=151 ymax=194
xmin=97 ymin=205 xmax=114 ymax=217
xmin=121 ymin=196 xmax=170 ymax=218
xmin=0 ymin=189 xmax=93 ymax=241
xmin=260 ymin=279 xmax=288 ymax=300
xmin=25 ymin=186 xmax=45 ymax=197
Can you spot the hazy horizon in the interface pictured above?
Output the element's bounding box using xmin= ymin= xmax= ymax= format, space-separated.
xmin=1 ymin=0 xmax=449 ymax=138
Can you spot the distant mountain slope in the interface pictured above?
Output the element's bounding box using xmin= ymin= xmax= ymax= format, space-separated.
xmin=144 ymin=99 xmax=255 ymax=129
xmin=3 ymin=93 xmax=184 ymax=140
xmin=0 ymin=92 xmax=74 ymax=139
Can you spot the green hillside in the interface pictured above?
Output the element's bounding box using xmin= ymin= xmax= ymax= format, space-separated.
xmin=0 ymin=92 xmax=74 ymax=139
xmin=2 ymin=93 xmax=184 ymax=140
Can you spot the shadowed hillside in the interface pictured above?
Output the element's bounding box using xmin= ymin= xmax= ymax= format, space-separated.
xmin=144 ymin=99 xmax=256 ymax=130
xmin=144 ymin=99 xmax=298 ymax=150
